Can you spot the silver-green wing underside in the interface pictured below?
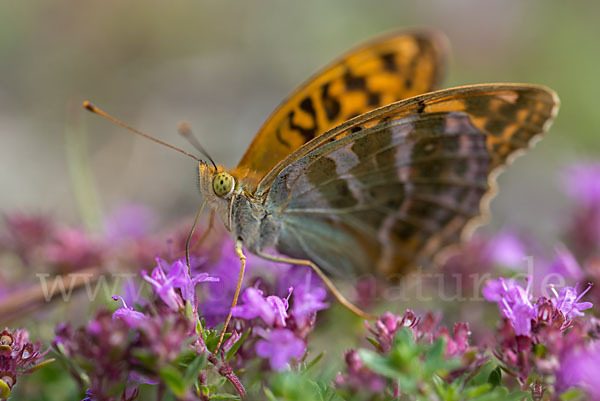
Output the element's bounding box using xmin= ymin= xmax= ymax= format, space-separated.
xmin=261 ymin=85 xmax=558 ymax=277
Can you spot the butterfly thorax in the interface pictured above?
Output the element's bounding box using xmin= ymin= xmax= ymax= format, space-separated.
xmin=197 ymin=162 xmax=280 ymax=253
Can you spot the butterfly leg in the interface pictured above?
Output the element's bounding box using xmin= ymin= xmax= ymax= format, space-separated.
xmin=185 ymin=199 xmax=208 ymax=272
xmin=215 ymin=238 xmax=246 ymax=353
xmin=256 ymin=251 xmax=376 ymax=320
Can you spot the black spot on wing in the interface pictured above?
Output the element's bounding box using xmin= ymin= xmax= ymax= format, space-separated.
xmin=367 ymin=92 xmax=381 ymax=107
xmin=288 ymin=97 xmax=318 ymax=142
xmin=321 ymin=82 xmax=341 ymax=122
xmin=380 ymin=52 xmax=398 ymax=72
xmin=299 ymin=96 xmax=316 ymax=119
xmin=499 ymin=102 xmax=517 ymax=120
xmin=343 ymin=70 xmax=366 ymax=91
xmin=484 ymin=119 xmax=505 ymax=137
xmin=464 ymin=96 xmax=490 ymax=117
xmin=306 ymin=157 xmax=358 ymax=208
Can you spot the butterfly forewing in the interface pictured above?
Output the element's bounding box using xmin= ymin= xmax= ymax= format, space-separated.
xmin=261 ymin=85 xmax=558 ymax=277
xmin=233 ymin=30 xmax=448 ymax=188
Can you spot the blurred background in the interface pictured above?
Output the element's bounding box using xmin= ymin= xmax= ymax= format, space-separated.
xmin=1 ymin=0 xmax=599 ymax=241
xmin=1 ymin=1 xmax=599 ymax=398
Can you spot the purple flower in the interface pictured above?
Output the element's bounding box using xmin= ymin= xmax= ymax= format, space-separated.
xmin=43 ymin=227 xmax=103 ymax=272
xmin=168 ymin=259 xmax=219 ymax=302
xmin=545 ymin=245 xmax=585 ymax=281
xmin=366 ymin=310 xmax=420 ymax=353
xmin=56 ymin=309 xmax=197 ymax=400
xmin=557 ymin=341 xmax=600 ymax=400
xmin=121 ymin=279 xmax=146 ymax=308
xmin=483 ymin=277 xmax=532 ymax=308
xmin=199 ymin=236 xmax=282 ymax=324
xmin=337 ymin=349 xmax=385 ymax=392
xmin=563 ymin=163 xmax=600 ymax=205
xmin=231 ymin=287 xmax=289 ymax=327
xmin=255 ymin=328 xmax=305 ymax=370
xmin=80 ymin=388 xmax=94 ymax=401
xmin=563 ymin=163 xmax=600 ymax=257
xmin=112 ymin=295 xmax=147 ymax=328
xmin=506 ymin=301 xmax=536 ymax=336
xmin=487 ymin=230 xmax=528 ymax=268
xmin=142 ymin=261 xmax=183 ymax=311
xmin=142 ymin=257 xmax=218 ymax=311
xmin=484 ymin=277 xmax=536 ymax=335
xmin=441 ymin=323 xmax=471 ymax=357
xmin=0 ymin=213 xmax=54 ymax=264
xmin=551 ymin=283 xmax=593 ymax=320
xmin=291 ymin=272 xmax=329 ymax=328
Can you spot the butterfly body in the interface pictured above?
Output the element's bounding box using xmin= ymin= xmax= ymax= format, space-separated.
xmin=198 ymin=81 xmax=558 ymax=279
xmin=84 ymin=29 xmax=559 ymax=335
xmin=195 ymin=31 xmax=558 ymax=282
xmin=194 ymin=25 xmax=559 ymax=280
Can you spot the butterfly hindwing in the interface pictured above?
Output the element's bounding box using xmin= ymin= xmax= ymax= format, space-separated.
xmin=262 ymin=85 xmax=559 ymax=277
xmin=233 ymin=30 xmax=448 ymax=187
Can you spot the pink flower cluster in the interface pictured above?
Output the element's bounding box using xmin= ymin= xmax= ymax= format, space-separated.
xmin=0 ymin=328 xmax=50 ymax=400
xmin=230 ymin=270 xmax=329 ymax=370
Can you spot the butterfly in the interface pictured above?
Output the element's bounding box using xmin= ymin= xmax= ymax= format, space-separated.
xmin=85 ymin=29 xmax=559 ymax=349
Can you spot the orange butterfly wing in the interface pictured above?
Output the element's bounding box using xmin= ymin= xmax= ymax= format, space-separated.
xmin=258 ymin=84 xmax=559 ymax=277
xmin=232 ymin=30 xmax=449 ymax=188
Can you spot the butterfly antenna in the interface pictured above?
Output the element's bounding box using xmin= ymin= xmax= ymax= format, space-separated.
xmin=177 ymin=122 xmax=218 ymax=172
xmin=83 ymin=101 xmax=202 ymax=162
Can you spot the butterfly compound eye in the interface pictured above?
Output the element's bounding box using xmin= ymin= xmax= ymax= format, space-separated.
xmin=212 ymin=172 xmax=235 ymax=197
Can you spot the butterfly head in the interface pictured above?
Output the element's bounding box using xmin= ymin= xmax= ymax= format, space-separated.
xmin=197 ymin=161 xmax=239 ymax=230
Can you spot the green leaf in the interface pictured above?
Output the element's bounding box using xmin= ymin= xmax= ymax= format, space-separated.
xmin=206 ymin=330 xmax=231 ymax=353
xmin=302 ymin=352 xmax=325 ymax=375
xmin=424 ymin=337 xmax=446 ymax=374
xmin=185 ymin=300 xmax=195 ymax=320
xmin=131 ymin=349 xmax=157 ymax=367
xmin=395 ymin=327 xmax=415 ymax=345
xmin=52 ymin=346 xmax=90 ymax=387
xmin=358 ymin=349 xmax=401 ymax=379
xmin=226 ymin=329 xmax=251 ymax=361
xmin=365 ymin=337 xmax=380 ymax=349
xmin=468 ymin=387 xmax=528 ymax=401
xmin=160 ymin=366 xmax=186 ymax=397
xmin=264 ymin=387 xmax=278 ymax=401
xmin=209 ymin=393 xmax=241 ymax=400
xmin=461 ymin=383 xmax=493 ymax=398
xmin=424 ymin=338 xmax=461 ymax=378
xmin=24 ymin=358 xmax=55 ymax=374
xmin=504 ymin=390 xmax=529 ymax=401
xmin=533 ymin=343 xmax=547 ymax=358
xmin=267 ymin=371 xmax=335 ymax=401
xmin=560 ymin=388 xmax=585 ymax=400
xmin=162 ymin=390 xmax=176 ymax=401
xmin=184 ymin=353 xmax=208 ymax=385
xmin=488 ymin=366 xmax=502 ymax=387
